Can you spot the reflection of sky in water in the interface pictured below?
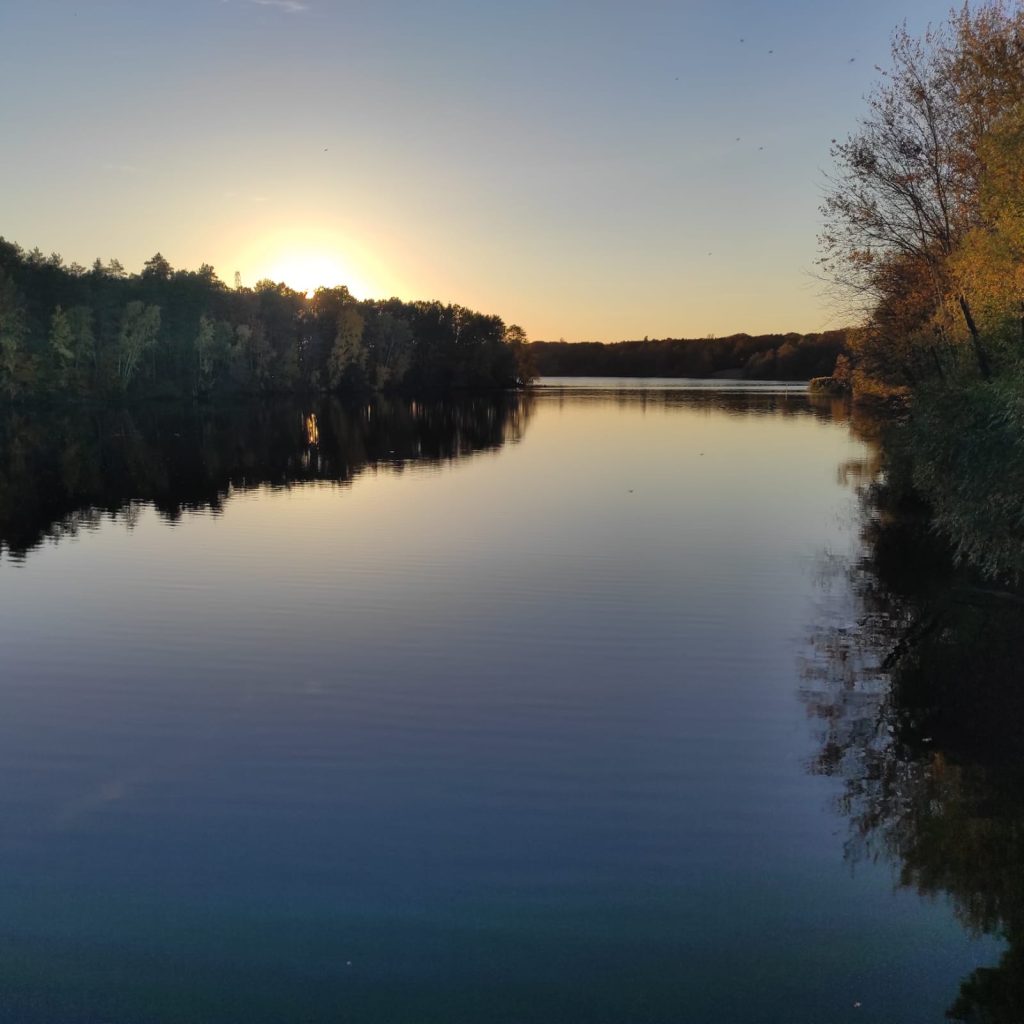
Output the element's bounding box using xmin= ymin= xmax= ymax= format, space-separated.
xmin=0 ymin=390 xmax=1001 ymax=1024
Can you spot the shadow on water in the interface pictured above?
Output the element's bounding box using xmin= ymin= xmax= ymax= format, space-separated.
xmin=803 ymin=410 xmax=1024 ymax=1023
xmin=0 ymin=393 xmax=533 ymax=562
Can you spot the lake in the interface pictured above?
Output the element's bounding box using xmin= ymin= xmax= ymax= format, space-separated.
xmin=0 ymin=380 xmax=1014 ymax=1023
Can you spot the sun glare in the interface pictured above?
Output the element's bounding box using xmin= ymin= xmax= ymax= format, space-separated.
xmin=236 ymin=229 xmax=381 ymax=298
xmin=268 ymin=250 xmax=368 ymax=297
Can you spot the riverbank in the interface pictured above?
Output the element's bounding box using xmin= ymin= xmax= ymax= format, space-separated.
xmin=885 ymin=375 xmax=1024 ymax=584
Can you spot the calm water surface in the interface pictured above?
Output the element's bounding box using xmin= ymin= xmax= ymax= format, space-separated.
xmin=0 ymin=382 xmax=1009 ymax=1022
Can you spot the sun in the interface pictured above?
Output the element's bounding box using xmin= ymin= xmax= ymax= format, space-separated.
xmin=268 ymin=249 xmax=369 ymax=298
xmin=235 ymin=228 xmax=388 ymax=300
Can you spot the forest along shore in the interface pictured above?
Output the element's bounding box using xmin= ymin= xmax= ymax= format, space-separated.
xmin=0 ymin=240 xmax=535 ymax=401
xmin=527 ymin=332 xmax=847 ymax=381
xmin=815 ymin=3 xmax=1024 ymax=591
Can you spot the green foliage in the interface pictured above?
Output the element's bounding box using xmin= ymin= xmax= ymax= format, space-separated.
xmin=116 ymin=301 xmax=161 ymax=389
xmin=195 ymin=314 xmax=217 ymax=394
xmin=0 ymin=267 xmax=29 ymax=397
xmin=0 ymin=236 xmax=532 ymax=400
xmin=328 ymin=306 xmax=367 ymax=390
xmin=48 ymin=306 xmax=74 ymax=371
xmin=369 ymin=312 xmax=412 ymax=390
xmin=902 ymin=375 xmax=1024 ymax=582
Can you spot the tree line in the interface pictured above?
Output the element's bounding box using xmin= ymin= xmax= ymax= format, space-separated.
xmin=0 ymin=240 xmax=535 ymax=400
xmin=529 ymin=331 xmax=848 ymax=381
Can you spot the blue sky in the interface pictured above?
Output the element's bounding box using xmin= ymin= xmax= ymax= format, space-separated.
xmin=0 ymin=0 xmax=961 ymax=339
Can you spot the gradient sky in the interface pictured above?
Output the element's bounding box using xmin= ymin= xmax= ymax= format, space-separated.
xmin=2 ymin=0 xmax=959 ymax=340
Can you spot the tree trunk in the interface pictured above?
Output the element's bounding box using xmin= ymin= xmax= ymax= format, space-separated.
xmin=958 ymin=294 xmax=991 ymax=379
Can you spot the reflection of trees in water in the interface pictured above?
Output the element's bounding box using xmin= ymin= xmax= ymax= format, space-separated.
xmin=803 ymin=413 xmax=1024 ymax=1022
xmin=0 ymin=393 xmax=532 ymax=561
xmin=543 ymin=386 xmax=854 ymax=423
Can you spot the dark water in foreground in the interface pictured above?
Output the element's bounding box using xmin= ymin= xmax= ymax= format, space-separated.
xmin=0 ymin=380 xmax=1019 ymax=1023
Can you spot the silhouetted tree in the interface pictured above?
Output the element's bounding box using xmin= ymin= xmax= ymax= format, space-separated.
xmin=0 ymin=236 xmax=533 ymax=400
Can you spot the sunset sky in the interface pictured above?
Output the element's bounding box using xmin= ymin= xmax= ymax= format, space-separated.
xmin=2 ymin=0 xmax=957 ymax=340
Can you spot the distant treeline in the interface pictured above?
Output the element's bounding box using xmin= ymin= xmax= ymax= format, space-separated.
xmin=528 ymin=332 xmax=848 ymax=380
xmin=0 ymin=238 xmax=534 ymax=401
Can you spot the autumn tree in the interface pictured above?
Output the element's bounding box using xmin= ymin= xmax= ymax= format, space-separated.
xmin=821 ymin=3 xmax=1024 ymax=382
xmin=953 ymin=102 xmax=1024 ymax=346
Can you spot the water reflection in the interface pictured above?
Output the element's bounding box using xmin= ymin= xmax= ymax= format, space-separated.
xmin=0 ymin=394 xmax=532 ymax=562
xmin=0 ymin=383 xmax=1011 ymax=1022
xmin=541 ymin=378 xmax=851 ymax=421
xmin=804 ymin=416 xmax=1024 ymax=1022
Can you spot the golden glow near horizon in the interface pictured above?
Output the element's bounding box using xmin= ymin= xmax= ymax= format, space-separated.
xmin=3 ymin=1 xmax=956 ymax=340
xmin=267 ymin=251 xmax=360 ymax=296
xmin=236 ymin=229 xmax=382 ymax=299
